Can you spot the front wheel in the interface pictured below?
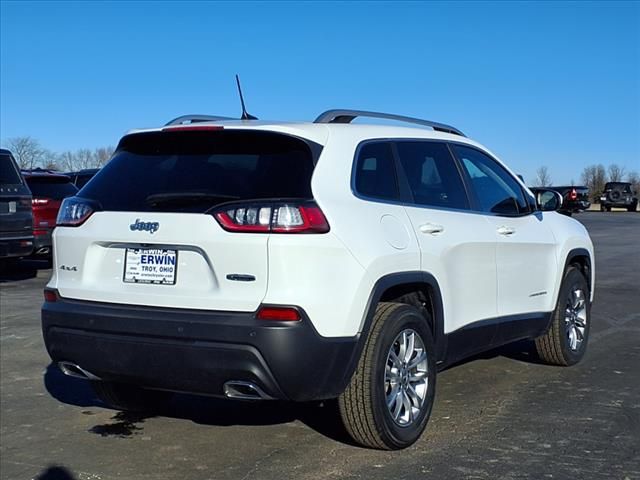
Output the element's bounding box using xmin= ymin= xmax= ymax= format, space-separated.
xmin=535 ymin=266 xmax=590 ymax=366
xmin=338 ymin=303 xmax=436 ymax=450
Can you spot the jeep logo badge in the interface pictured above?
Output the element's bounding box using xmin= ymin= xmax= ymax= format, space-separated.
xmin=130 ymin=219 xmax=160 ymax=234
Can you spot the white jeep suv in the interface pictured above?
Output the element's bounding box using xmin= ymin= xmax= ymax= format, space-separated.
xmin=42 ymin=110 xmax=594 ymax=450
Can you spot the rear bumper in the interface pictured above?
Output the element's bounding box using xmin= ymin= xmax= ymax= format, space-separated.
xmin=0 ymin=234 xmax=34 ymax=258
xmin=42 ymin=296 xmax=358 ymax=401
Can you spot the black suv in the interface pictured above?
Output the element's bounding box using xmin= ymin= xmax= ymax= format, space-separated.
xmin=599 ymin=182 xmax=638 ymax=212
xmin=0 ymin=149 xmax=34 ymax=262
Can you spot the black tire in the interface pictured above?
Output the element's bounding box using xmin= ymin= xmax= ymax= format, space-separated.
xmin=535 ymin=266 xmax=590 ymax=366
xmin=338 ymin=302 xmax=436 ymax=450
xmin=599 ymin=204 xmax=605 ymax=212
xmin=91 ymin=381 xmax=173 ymax=412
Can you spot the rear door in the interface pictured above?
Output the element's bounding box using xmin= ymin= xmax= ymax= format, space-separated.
xmin=0 ymin=151 xmax=33 ymax=240
xmin=52 ymin=129 xmax=318 ymax=312
xmin=396 ymin=141 xmax=498 ymax=334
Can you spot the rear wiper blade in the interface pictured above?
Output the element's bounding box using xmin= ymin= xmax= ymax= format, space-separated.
xmin=145 ymin=192 xmax=240 ymax=207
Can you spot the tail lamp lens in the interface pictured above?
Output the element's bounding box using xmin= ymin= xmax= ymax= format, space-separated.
xmin=57 ymin=197 xmax=97 ymax=227
xmin=256 ymin=306 xmax=301 ymax=321
xmin=570 ymin=189 xmax=578 ymax=201
xmin=214 ymin=202 xmax=329 ymax=234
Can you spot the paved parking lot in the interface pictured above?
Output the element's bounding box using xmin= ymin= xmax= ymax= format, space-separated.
xmin=1 ymin=213 xmax=639 ymax=480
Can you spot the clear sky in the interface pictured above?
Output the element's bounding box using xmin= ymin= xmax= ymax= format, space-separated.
xmin=1 ymin=1 xmax=639 ymax=184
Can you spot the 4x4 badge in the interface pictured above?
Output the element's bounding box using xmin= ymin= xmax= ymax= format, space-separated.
xmin=130 ymin=219 xmax=160 ymax=234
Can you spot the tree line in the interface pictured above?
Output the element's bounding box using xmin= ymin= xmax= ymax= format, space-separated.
xmin=3 ymin=136 xmax=114 ymax=172
xmin=534 ymin=164 xmax=639 ymax=203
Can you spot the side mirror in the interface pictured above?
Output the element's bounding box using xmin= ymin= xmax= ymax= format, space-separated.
xmin=536 ymin=189 xmax=563 ymax=211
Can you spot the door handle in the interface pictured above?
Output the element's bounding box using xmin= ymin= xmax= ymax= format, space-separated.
xmin=420 ymin=223 xmax=445 ymax=235
xmin=497 ymin=226 xmax=516 ymax=236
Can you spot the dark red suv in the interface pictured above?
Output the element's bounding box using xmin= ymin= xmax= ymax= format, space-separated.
xmin=22 ymin=171 xmax=78 ymax=256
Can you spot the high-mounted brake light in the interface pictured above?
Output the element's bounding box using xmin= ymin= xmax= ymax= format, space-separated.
xmin=570 ymin=188 xmax=578 ymax=201
xmin=213 ymin=201 xmax=329 ymax=234
xmin=57 ymin=197 xmax=98 ymax=227
xmin=161 ymin=125 xmax=224 ymax=132
xmin=256 ymin=306 xmax=301 ymax=321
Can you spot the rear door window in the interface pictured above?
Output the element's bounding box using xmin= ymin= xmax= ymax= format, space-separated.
xmin=395 ymin=141 xmax=469 ymax=210
xmin=353 ymin=142 xmax=399 ymax=201
xmin=79 ymin=130 xmax=318 ymax=212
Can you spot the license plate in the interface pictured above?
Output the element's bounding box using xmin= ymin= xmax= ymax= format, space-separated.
xmin=123 ymin=248 xmax=177 ymax=285
xmin=0 ymin=201 xmax=16 ymax=214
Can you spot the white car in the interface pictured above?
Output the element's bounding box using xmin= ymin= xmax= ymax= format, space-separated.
xmin=43 ymin=110 xmax=594 ymax=449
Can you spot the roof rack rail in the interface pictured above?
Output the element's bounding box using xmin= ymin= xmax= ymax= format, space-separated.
xmin=314 ymin=109 xmax=465 ymax=137
xmin=165 ymin=114 xmax=235 ymax=126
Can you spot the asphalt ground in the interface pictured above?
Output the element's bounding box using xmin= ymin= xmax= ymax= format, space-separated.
xmin=1 ymin=212 xmax=639 ymax=480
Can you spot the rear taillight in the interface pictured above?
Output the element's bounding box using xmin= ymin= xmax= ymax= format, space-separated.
xmin=213 ymin=201 xmax=329 ymax=234
xmin=56 ymin=197 xmax=98 ymax=227
xmin=570 ymin=188 xmax=577 ymax=201
xmin=32 ymin=198 xmax=50 ymax=206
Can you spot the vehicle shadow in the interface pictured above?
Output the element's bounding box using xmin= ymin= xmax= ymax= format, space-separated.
xmin=43 ymin=363 xmax=354 ymax=445
xmin=0 ymin=258 xmax=50 ymax=283
xmin=34 ymin=466 xmax=77 ymax=480
xmin=443 ymin=339 xmax=548 ymax=371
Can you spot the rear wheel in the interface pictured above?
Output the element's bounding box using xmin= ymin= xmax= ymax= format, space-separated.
xmin=535 ymin=266 xmax=590 ymax=366
xmin=338 ymin=303 xmax=436 ymax=450
xmin=92 ymin=381 xmax=173 ymax=412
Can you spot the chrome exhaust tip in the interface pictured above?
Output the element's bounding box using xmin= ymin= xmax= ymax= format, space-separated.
xmin=223 ymin=381 xmax=273 ymax=400
xmin=58 ymin=361 xmax=101 ymax=380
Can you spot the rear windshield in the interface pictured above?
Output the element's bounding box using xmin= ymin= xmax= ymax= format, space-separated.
xmin=26 ymin=177 xmax=78 ymax=200
xmin=0 ymin=153 xmax=24 ymax=185
xmin=80 ymin=130 xmax=318 ymax=212
xmin=605 ymin=183 xmax=631 ymax=192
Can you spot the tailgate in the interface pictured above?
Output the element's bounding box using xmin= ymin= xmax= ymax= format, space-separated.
xmin=52 ymin=211 xmax=268 ymax=311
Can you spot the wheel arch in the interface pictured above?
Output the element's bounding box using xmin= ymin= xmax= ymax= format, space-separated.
xmin=343 ymin=272 xmax=446 ymax=384
xmin=564 ymin=248 xmax=593 ymax=297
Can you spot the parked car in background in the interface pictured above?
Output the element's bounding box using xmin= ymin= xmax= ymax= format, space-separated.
xmin=22 ymin=171 xmax=78 ymax=256
xmin=0 ymin=149 xmax=33 ymax=263
xmin=530 ymin=186 xmax=590 ymax=216
xmin=64 ymin=168 xmax=100 ymax=189
xmin=599 ymin=182 xmax=638 ymax=212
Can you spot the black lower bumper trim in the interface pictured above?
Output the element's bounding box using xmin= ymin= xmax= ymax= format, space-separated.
xmin=42 ymin=298 xmax=358 ymax=402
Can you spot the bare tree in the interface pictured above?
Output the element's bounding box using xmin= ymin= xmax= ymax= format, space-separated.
xmin=93 ymin=147 xmax=114 ymax=167
xmin=4 ymin=136 xmax=46 ymax=169
xmin=534 ymin=166 xmax=552 ymax=187
xmin=581 ymin=164 xmax=607 ymax=203
xmin=608 ymin=164 xmax=626 ymax=183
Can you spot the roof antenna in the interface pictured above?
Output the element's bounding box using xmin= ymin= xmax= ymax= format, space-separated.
xmin=236 ymin=74 xmax=257 ymax=120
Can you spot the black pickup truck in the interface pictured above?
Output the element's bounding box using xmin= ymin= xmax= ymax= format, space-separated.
xmin=530 ymin=185 xmax=590 ymax=216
